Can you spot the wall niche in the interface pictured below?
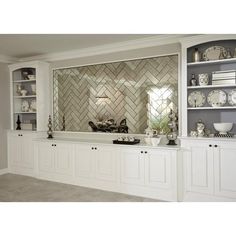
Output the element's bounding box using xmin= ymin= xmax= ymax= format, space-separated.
xmin=53 ymin=55 xmax=178 ymax=134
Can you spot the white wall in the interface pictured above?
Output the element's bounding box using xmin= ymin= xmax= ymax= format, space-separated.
xmin=0 ymin=62 xmax=10 ymax=169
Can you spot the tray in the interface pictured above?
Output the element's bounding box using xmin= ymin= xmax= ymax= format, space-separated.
xmin=113 ymin=139 xmax=140 ymax=145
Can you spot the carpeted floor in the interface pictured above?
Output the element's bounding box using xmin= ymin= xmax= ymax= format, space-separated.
xmin=0 ymin=174 xmax=160 ymax=202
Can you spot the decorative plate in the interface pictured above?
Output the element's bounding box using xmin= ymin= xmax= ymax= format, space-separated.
xmin=202 ymin=46 xmax=227 ymax=61
xmin=207 ymin=90 xmax=227 ymax=107
xmin=228 ymin=89 xmax=236 ymax=105
xmin=30 ymin=99 xmax=37 ymax=112
xmin=188 ymin=91 xmax=206 ymax=107
xmin=21 ymin=100 xmax=29 ymax=112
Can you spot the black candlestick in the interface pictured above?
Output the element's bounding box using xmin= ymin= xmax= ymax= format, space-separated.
xmin=16 ymin=115 xmax=21 ymax=130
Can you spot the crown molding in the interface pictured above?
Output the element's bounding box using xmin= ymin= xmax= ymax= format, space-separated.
xmin=0 ymin=54 xmax=19 ymax=63
xmin=179 ymin=34 xmax=236 ymax=47
xmin=19 ymin=34 xmax=194 ymax=62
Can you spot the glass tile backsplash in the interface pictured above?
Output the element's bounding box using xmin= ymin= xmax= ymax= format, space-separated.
xmin=53 ymin=55 xmax=178 ymax=134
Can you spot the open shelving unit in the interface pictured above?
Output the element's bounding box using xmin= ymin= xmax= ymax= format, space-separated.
xmin=181 ymin=37 xmax=236 ymax=136
xmin=9 ymin=61 xmax=50 ymax=131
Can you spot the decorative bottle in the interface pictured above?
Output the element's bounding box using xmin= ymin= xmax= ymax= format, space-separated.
xmin=226 ymin=48 xmax=232 ymax=59
xmin=219 ymin=48 xmax=225 ymax=60
xmin=193 ymin=48 xmax=201 ymax=62
xmin=190 ymin=74 xmax=197 ymax=86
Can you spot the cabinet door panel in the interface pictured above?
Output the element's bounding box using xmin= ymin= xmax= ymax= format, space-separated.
xmin=215 ymin=147 xmax=236 ymax=198
xmin=145 ymin=150 xmax=171 ymax=189
xmin=21 ymin=137 xmax=34 ymax=168
xmin=186 ymin=146 xmax=214 ymax=195
xmin=8 ymin=136 xmax=21 ymax=166
xmin=54 ymin=144 xmax=74 ymax=176
xmin=95 ymin=147 xmax=117 ymax=182
xmin=38 ymin=143 xmax=54 ymax=173
xmin=75 ymin=145 xmax=94 ymax=179
xmin=120 ymin=149 xmax=145 ymax=186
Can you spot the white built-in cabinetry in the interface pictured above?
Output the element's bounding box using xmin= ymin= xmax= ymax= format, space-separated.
xmin=182 ymin=138 xmax=236 ymax=201
xmin=7 ymin=131 xmax=36 ymax=176
xmin=9 ymin=61 xmax=50 ymax=131
xmin=180 ymin=35 xmax=236 ymax=136
xmin=36 ymin=140 xmax=178 ymax=201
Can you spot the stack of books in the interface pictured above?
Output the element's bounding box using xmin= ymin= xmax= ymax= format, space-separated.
xmin=212 ymin=70 xmax=236 ymax=85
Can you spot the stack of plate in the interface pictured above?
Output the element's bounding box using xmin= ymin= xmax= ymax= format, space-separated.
xmin=212 ymin=70 xmax=236 ymax=85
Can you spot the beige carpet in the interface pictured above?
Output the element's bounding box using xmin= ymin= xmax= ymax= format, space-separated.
xmin=0 ymin=174 xmax=160 ymax=202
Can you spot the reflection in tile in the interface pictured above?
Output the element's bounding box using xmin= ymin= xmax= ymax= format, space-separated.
xmin=53 ymin=55 xmax=178 ymax=133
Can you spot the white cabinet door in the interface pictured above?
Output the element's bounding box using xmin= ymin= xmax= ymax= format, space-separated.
xmin=95 ymin=146 xmax=117 ymax=182
xmin=21 ymin=136 xmax=34 ymax=168
xmin=120 ymin=149 xmax=145 ymax=186
xmin=54 ymin=143 xmax=74 ymax=176
xmin=145 ymin=150 xmax=172 ymax=189
xmin=214 ymin=146 xmax=236 ymax=199
xmin=75 ymin=144 xmax=94 ymax=179
xmin=186 ymin=144 xmax=214 ymax=195
xmin=38 ymin=142 xmax=54 ymax=173
xmin=8 ymin=135 xmax=22 ymax=166
xmin=8 ymin=133 xmax=34 ymax=170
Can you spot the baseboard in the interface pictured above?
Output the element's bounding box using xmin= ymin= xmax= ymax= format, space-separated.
xmin=0 ymin=168 xmax=8 ymax=175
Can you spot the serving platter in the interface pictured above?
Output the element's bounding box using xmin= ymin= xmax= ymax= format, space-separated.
xmin=188 ymin=91 xmax=206 ymax=107
xmin=202 ymin=46 xmax=227 ymax=61
xmin=207 ymin=90 xmax=227 ymax=107
xmin=228 ymin=89 xmax=236 ymax=105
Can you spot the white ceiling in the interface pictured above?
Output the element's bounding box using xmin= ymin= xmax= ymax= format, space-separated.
xmin=0 ymin=34 xmax=156 ymax=58
xmin=0 ymin=34 xmax=192 ymax=63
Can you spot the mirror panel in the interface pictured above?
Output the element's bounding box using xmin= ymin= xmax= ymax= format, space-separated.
xmin=53 ymin=55 xmax=178 ymax=134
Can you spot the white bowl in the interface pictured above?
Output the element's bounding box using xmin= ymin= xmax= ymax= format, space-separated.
xmin=213 ymin=123 xmax=233 ymax=134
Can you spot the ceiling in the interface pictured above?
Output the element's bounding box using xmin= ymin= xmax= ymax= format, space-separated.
xmin=0 ymin=34 xmax=157 ymax=58
xmin=0 ymin=34 xmax=191 ymax=63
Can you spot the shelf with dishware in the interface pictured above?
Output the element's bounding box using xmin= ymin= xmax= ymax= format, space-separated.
xmin=13 ymin=79 xmax=37 ymax=83
xmin=187 ymin=106 xmax=236 ymax=110
xmin=187 ymin=84 xmax=236 ymax=90
xmin=14 ymin=95 xmax=37 ymax=99
xmin=9 ymin=62 xmax=50 ymax=131
xmin=187 ymin=57 xmax=236 ymax=67
xmin=182 ymin=38 xmax=236 ymax=137
xmin=14 ymin=112 xmax=37 ymax=114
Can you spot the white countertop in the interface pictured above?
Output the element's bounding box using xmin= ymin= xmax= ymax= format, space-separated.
xmin=34 ymin=137 xmax=180 ymax=150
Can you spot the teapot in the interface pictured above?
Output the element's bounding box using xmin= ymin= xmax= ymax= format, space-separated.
xmin=145 ymin=127 xmax=158 ymax=137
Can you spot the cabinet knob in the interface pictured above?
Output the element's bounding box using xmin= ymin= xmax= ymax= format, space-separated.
xmin=141 ymin=151 xmax=143 ymax=154
xmin=209 ymin=144 xmax=212 ymax=147
xmin=92 ymin=147 xmax=94 ymax=150
xmin=95 ymin=147 xmax=97 ymax=150
xmin=214 ymin=145 xmax=218 ymax=148
xmin=144 ymin=151 xmax=147 ymax=154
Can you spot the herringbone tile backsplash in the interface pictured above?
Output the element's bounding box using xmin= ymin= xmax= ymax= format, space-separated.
xmin=53 ymin=55 xmax=178 ymax=134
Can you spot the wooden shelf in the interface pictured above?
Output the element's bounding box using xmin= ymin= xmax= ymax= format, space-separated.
xmin=188 ymin=106 xmax=236 ymax=110
xmin=187 ymin=84 xmax=236 ymax=89
xmin=14 ymin=95 xmax=36 ymax=98
xmin=13 ymin=79 xmax=36 ymax=83
xmin=187 ymin=58 xmax=236 ymax=66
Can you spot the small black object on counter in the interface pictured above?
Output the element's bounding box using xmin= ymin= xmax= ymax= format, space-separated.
xmin=16 ymin=115 xmax=21 ymax=130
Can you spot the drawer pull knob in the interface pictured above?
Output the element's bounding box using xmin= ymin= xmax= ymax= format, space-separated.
xmin=214 ymin=145 xmax=218 ymax=148
xmin=145 ymin=151 xmax=147 ymax=154
xmin=209 ymin=144 xmax=212 ymax=147
xmin=141 ymin=151 xmax=143 ymax=154
xmin=92 ymin=147 xmax=94 ymax=150
xmin=95 ymin=147 xmax=97 ymax=150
